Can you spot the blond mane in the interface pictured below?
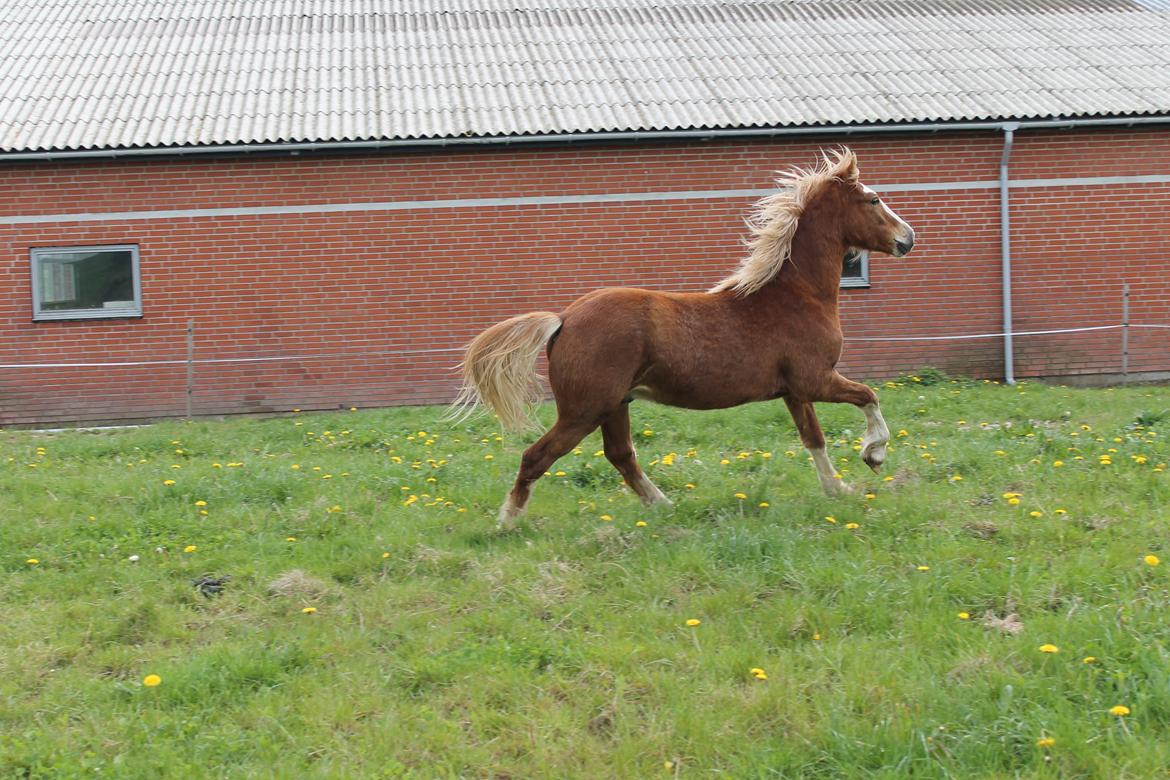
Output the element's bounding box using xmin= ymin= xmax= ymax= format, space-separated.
xmin=709 ymin=148 xmax=859 ymax=297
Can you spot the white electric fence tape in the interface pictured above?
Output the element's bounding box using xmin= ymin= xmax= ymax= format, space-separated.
xmin=1 ymin=324 xmax=1167 ymax=370
xmin=0 ymin=346 xmax=464 ymax=369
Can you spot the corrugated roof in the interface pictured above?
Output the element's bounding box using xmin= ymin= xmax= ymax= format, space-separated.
xmin=2 ymin=0 xmax=1169 ymax=153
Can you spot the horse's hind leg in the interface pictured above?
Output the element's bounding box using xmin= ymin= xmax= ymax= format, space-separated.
xmin=601 ymin=403 xmax=670 ymax=506
xmin=498 ymin=418 xmax=597 ymax=529
xmin=784 ymin=398 xmax=853 ymax=496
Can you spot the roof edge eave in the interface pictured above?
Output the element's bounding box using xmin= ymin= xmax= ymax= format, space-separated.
xmin=3 ymin=114 xmax=1170 ymax=162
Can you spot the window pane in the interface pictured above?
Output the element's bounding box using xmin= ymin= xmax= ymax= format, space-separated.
xmin=841 ymin=248 xmax=868 ymax=287
xmin=35 ymin=249 xmax=135 ymax=313
xmin=842 ymin=249 xmax=864 ymax=279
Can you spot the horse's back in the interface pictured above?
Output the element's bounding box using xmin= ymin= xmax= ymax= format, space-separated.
xmin=550 ymin=286 xmax=774 ymax=411
xmin=558 ymin=286 xmax=714 ymax=350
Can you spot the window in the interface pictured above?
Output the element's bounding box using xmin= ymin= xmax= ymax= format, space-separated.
xmin=841 ymin=248 xmax=869 ymax=288
xmin=31 ymin=245 xmax=141 ymax=320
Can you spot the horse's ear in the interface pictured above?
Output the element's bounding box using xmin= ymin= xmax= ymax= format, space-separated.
xmin=827 ymin=147 xmax=859 ymax=183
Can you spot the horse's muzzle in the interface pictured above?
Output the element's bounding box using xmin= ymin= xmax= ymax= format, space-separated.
xmin=893 ymin=235 xmax=915 ymax=257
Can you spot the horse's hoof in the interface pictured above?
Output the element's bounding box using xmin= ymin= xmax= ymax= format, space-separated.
xmin=862 ymin=442 xmax=887 ymax=472
xmin=823 ymin=479 xmax=855 ymax=497
xmin=497 ymin=497 xmax=524 ymax=530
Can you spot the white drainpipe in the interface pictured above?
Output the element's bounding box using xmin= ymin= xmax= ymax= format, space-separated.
xmin=999 ymin=122 xmax=1019 ymax=385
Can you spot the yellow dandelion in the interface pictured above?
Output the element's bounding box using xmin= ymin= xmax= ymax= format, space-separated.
xmin=812 ymin=632 xmax=821 ymax=641
xmin=163 ymin=479 xmax=176 ymax=486
xmin=1109 ymin=705 xmax=1130 ymax=716
xmin=382 ymin=551 xmax=391 ymax=558
xmin=183 ymin=545 xmax=197 ymax=553
xmin=642 ymin=429 xmax=654 ymax=437
xmin=720 ymin=458 xmax=731 ymax=465
xmin=845 ymin=522 xmax=859 ymax=530
xmin=1144 ymin=554 xmax=1161 ymax=566
xmin=1039 ymin=644 xmax=1059 ymax=654
xmin=143 ymin=674 xmax=162 ymax=687
xmin=685 ymin=619 xmax=701 ymax=627
xmin=635 ymin=521 xmax=648 ymax=527
xmin=916 ymin=565 xmax=930 ymax=572
xmin=554 ymin=470 xmax=567 ymax=477
xmin=734 ymin=492 xmax=747 ymax=500
xmin=599 ymin=514 xmax=614 ymax=522
xmin=1036 ymin=737 xmax=1055 ymax=748
xmin=958 ymin=612 xmax=970 ymax=620
xmin=1082 ymin=656 xmax=1096 ymax=664
xmin=1008 ymin=497 xmax=1020 ymax=505
xmin=194 ymin=499 xmax=207 ymax=507
xmin=824 ymin=515 xmax=837 ymax=524
xmin=301 ymin=607 xmax=317 ymax=614
xmin=484 ymin=454 xmax=494 ymax=460
xmin=1055 ymin=508 xmax=1068 ymax=515
xmin=750 ymin=667 xmax=768 ymax=680
xmin=758 ymin=502 xmax=770 ymax=508
xmin=684 ymin=483 xmax=696 ymax=489
xmin=286 ymin=536 xmax=297 ymax=542
xmin=1029 ymin=511 xmax=1044 ymax=518
xmin=26 ymin=558 xmax=39 ymax=565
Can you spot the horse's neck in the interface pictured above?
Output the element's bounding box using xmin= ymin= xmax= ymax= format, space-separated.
xmin=770 ymin=231 xmax=844 ymax=306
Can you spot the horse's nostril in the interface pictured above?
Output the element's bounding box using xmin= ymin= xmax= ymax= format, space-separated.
xmin=895 ymin=238 xmax=914 ymax=255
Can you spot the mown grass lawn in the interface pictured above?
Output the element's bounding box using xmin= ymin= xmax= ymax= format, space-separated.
xmin=3 ymin=376 xmax=1169 ymax=779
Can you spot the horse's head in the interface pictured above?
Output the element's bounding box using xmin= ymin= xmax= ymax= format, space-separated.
xmin=824 ymin=150 xmax=916 ymax=258
xmin=709 ymin=149 xmax=916 ymax=297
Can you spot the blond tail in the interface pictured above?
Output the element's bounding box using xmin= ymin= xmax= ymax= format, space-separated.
xmin=448 ymin=312 xmax=562 ymax=431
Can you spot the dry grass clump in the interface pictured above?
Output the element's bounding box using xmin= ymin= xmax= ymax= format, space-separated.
xmin=268 ymin=570 xmax=333 ymax=600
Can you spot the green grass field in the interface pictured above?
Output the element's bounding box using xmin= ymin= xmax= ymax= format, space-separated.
xmin=3 ymin=376 xmax=1169 ymax=779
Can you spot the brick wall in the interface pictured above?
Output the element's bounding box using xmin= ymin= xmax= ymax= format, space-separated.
xmin=1 ymin=127 xmax=1168 ymax=425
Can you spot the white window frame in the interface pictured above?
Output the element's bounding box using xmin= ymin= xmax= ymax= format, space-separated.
xmin=31 ymin=244 xmax=142 ymax=321
xmin=840 ymin=248 xmax=870 ymax=289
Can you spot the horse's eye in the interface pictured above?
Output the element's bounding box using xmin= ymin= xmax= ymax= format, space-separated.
xmin=870 ymin=197 xmax=880 ymax=205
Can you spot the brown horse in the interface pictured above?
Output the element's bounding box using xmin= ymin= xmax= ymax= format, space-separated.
xmin=452 ymin=149 xmax=915 ymax=527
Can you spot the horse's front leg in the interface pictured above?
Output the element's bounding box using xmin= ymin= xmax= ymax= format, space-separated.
xmin=859 ymin=401 xmax=890 ymax=472
xmin=783 ymin=398 xmax=854 ymax=495
xmin=814 ymin=372 xmax=889 ymax=473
